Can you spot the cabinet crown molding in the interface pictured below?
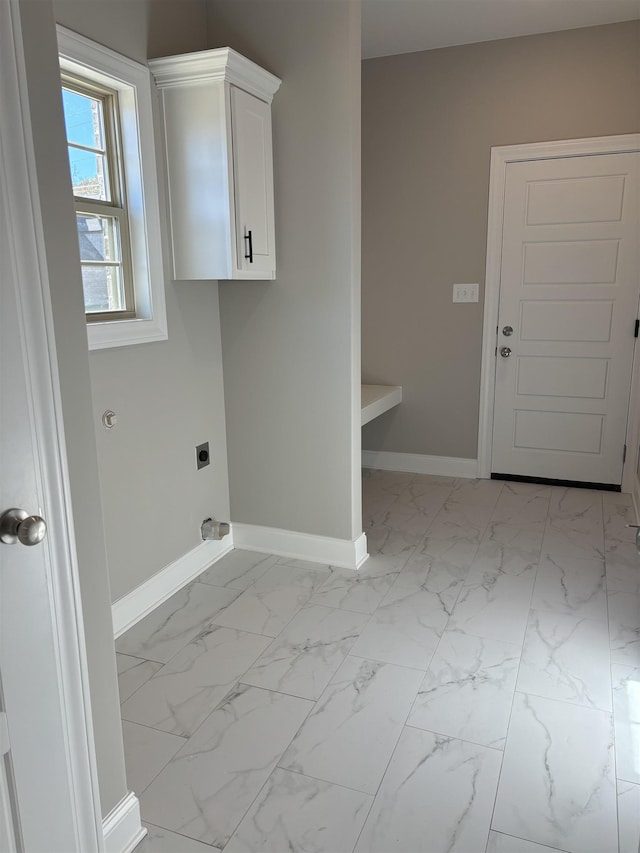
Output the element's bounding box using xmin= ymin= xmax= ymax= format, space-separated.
xmin=149 ymin=47 xmax=281 ymax=103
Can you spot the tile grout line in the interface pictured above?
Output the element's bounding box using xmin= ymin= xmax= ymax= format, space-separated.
xmin=604 ymin=522 xmax=623 ymax=851
xmin=402 ymin=722 xmax=505 ymax=755
xmin=288 ymin=474 xmax=457 ymax=852
xmin=354 ymin=478 xmax=503 ymax=853
xmin=484 ymin=480 xmax=545 ymax=847
xmin=143 ymin=822 xmax=223 ymax=853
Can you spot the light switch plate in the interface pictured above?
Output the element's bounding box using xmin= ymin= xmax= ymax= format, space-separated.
xmin=453 ymin=283 xmax=479 ymax=303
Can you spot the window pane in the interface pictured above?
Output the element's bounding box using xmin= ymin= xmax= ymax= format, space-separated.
xmin=62 ymin=88 xmax=105 ymax=150
xmin=76 ymin=214 xmax=127 ymax=314
xmin=63 ymin=87 xmax=111 ymax=201
xmin=68 ymin=146 xmax=110 ymax=201
xmin=82 ymin=265 xmax=126 ymax=314
xmin=76 ymin=213 xmax=121 ymax=262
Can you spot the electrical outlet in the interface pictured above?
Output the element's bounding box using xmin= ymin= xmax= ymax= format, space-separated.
xmin=196 ymin=441 xmax=210 ymax=470
xmin=453 ymin=283 xmax=479 ymax=303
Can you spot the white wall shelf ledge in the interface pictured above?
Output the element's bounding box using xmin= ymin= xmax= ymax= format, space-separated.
xmin=361 ymin=384 xmax=402 ymax=426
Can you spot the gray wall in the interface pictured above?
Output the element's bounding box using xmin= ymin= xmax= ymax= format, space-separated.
xmin=54 ymin=0 xmax=231 ymax=602
xmin=55 ymin=0 xmax=208 ymax=64
xmin=18 ymin=0 xmax=126 ymax=817
xmin=362 ymin=21 xmax=640 ymax=461
xmin=207 ymin=0 xmax=362 ymax=541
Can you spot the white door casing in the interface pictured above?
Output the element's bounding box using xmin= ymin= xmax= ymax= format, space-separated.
xmin=478 ymin=135 xmax=640 ymax=489
xmin=0 ymin=0 xmax=102 ymax=849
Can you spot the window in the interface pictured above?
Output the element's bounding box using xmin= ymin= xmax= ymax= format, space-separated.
xmin=57 ymin=27 xmax=167 ymax=350
xmin=62 ymin=77 xmax=134 ymax=320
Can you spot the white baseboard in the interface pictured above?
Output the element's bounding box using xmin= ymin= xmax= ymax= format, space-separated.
xmin=353 ymin=531 xmax=369 ymax=568
xmin=232 ymin=524 xmax=368 ymax=570
xmin=362 ymin=450 xmax=478 ymax=479
xmin=103 ymin=792 xmax=145 ymax=853
xmin=112 ymin=537 xmax=234 ymax=638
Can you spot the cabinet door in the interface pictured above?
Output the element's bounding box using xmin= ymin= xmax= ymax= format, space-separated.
xmin=231 ymin=86 xmax=276 ymax=277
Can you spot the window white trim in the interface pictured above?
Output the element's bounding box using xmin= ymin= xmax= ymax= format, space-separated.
xmin=57 ymin=26 xmax=167 ymax=350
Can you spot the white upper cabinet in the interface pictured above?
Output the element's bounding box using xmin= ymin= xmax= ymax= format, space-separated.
xmin=150 ymin=48 xmax=281 ymax=281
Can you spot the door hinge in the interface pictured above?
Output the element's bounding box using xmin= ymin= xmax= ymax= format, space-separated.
xmin=635 ymin=319 xmax=639 ymax=338
xmin=623 ymin=444 xmax=627 ymax=463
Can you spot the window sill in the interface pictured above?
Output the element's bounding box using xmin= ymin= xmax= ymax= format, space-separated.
xmin=87 ymin=315 xmax=168 ymax=350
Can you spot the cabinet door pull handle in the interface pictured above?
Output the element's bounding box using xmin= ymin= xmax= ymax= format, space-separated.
xmin=244 ymin=229 xmax=253 ymax=263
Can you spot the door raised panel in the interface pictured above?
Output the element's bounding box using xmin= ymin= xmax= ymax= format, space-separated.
xmin=516 ymin=357 xmax=608 ymax=399
xmin=523 ymin=240 xmax=620 ymax=285
xmin=232 ymin=89 xmax=271 ymax=258
xmin=514 ymin=411 xmax=605 ymax=454
xmin=519 ymin=301 xmax=614 ymax=342
xmin=231 ymin=86 xmax=275 ymax=274
xmin=526 ymin=175 xmax=626 ymax=225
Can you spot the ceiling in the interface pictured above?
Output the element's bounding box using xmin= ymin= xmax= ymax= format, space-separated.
xmin=362 ymin=0 xmax=640 ymax=59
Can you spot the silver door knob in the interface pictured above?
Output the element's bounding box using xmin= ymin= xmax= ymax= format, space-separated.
xmin=502 ymin=325 xmax=513 ymax=336
xmin=500 ymin=347 xmax=512 ymax=358
xmin=0 ymin=508 xmax=47 ymax=546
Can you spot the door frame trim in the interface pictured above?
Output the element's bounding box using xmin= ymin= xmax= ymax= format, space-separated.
xmin=477 ymin=134 xmax=640 ymax=487
xmin=1 ymin=0 xmax=102 ymax=847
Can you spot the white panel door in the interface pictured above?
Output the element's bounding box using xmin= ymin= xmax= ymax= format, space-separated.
xmin=0 ymin=0 xmax=100 ymax=848
xmin=231 ymin=86 xmax=276 ymax=276
xmin=492 ymin=152 xmax=639 ymax=485
xmin=0 ymin=150 xmax=88 ymax=853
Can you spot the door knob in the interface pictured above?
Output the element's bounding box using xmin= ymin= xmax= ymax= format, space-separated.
xmin=0 ymin=508 xmax=47 ymax=546
xmin=502 ymin=325 xmax=513 ymax=336
xmin=500 ymin=347 xmax=512 ymax=358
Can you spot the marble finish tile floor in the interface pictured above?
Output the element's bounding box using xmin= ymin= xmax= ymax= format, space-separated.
xmin=125 ymin=470 xmax=639 ymax=852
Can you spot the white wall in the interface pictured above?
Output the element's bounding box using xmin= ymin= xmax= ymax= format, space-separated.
xmin=207 ymin=0 xmax=363 ymax=545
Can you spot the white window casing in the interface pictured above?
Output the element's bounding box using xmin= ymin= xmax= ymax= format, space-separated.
xmin=57 ymin=26 xmax=167 ymax=350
